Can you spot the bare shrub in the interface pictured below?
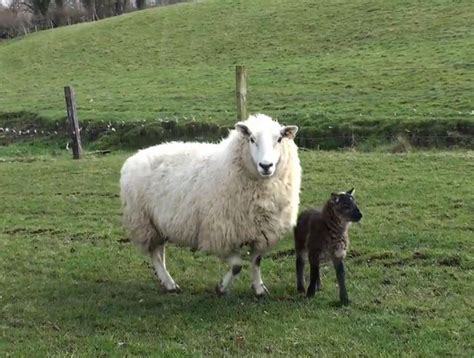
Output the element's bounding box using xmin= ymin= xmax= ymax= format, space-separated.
xmin=0 ymin=7 xmax=31 ymax=38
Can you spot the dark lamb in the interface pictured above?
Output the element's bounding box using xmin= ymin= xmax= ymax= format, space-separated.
xmin=294 ymin=189 xmax=362 ymax=305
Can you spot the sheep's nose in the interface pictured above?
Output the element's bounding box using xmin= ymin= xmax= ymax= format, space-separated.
xmin=259 ymin=162 xmax=273 ymax=171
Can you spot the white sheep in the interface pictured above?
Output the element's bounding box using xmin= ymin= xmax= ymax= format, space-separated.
xmin=120 ymin=114 xmax=301 ymax=296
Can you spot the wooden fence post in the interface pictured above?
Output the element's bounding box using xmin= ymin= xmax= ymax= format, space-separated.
xmin=64 ymin=86 xmax=82 ymax=159
xmin=235 ymin=65 xmax=248 ymax=121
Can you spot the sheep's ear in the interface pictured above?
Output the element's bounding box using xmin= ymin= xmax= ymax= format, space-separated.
xmin=281 ymin=125 xmax=298 ymax=139
xmin=235 ymin=122 xmax=252 ymax=137
xmin=346 ymin=188 xmax=355 ymax=196
xmin=331 ymin=192 xmax=340 ymax=203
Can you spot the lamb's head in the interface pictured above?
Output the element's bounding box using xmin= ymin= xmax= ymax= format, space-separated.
xmin=330 ymin=188 xmax=363 ymax=222
xmin=235 ymin=114 xmax=298 ymax=178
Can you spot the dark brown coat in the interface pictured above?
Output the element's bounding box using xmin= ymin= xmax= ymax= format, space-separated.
xmin=294 ymin=189 xmax=362 ymax=305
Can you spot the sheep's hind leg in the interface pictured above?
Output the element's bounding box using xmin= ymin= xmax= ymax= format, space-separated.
xmin=216 ymin=256 xmax=242 ymax=296
xmin=251 ymin=253 xmax=270 ymax=297
xmin=150 ymin=244 xmax=181 ymax=293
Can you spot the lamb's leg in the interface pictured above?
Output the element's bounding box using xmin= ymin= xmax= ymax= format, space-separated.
xmin=296 ymin=249 xmax=307 ymax=293
xmin=150 ymin=244 xmax=181 ymax=293
xmin=307 ymin=251 xmax=321 ymax=298
xmin=333 ymin=258 xmax=349 ymax=306
xmin=216 ymin=256 xmax=242 ymax=296
xmin=251 ymin=254 xmax=269 ymax=296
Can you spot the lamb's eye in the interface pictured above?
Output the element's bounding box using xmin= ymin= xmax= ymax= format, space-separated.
xmin=250 ymin=137 xmax=255 ymax=144
xmin=277 ymin=137 xmax=283 ymax=143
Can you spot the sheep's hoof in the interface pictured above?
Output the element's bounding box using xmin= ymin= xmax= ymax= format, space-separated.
xmin=167 ymin=285 xmax=182 ymax=294
xmin=160 ymin=283 xmax=182 ymax=294
xmin=252 ymin=283 xmax=270 ymax=297
xmin=297 ymin=286 xmax=306 ymax=294
xmin=215 ymin=284 xmax=227 ymax=297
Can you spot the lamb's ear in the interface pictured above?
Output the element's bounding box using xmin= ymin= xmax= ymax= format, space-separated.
xmin=235 ymin=122 xmax=252 ymax=137
xmin=331 ymin=192 xmax=340 ymax=203
xmin=280 ymin=125 xmax=298 ymax=139
xmin=346 ymin=188 xmax=355 ymax=196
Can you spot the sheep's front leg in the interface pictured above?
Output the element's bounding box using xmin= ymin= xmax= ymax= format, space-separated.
xmin=251 ymin=254 xmax=270 ymax=297
xmin=216 ymin=256 xmax=242 ymax=296
xmin=333 ymin=258 xmax=349 ymax=306
xmin=150 ymin=244 xmax=181 ymax=293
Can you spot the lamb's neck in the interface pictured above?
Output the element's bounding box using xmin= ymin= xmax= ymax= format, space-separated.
xmin=323 ymin=203 xmax=348 ymax=239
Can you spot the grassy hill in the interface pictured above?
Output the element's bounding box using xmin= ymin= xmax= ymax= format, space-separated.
xmin=0 ymin=0 xmax=473 ymax=147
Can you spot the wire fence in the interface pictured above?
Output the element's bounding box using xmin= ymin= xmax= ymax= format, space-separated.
xmin=1 ymin=63 xmax=473 ymax=151
xmin=1 ymin=124 xmax=472 ymax=152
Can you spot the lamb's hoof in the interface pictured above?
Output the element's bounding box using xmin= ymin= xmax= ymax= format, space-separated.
xmin=215 ymin=284 xmax=227 ymax=297
xmin=340 ymin=297 xmax=350 ymax=306
xmin=306 ymin=290 xmax=316 ymax=298
xmin=252 ymin=283 xmax=270 ymax=297
xmin=297 ymin=286 xmax=306 ymax=294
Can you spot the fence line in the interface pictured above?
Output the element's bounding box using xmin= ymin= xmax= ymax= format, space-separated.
xmin=1 ymin=87 xmax=470 ymax=101
xmin=1 ymin=127 xmax=471 ymax=141
xmin=0 ymin=108 xmax=471 ymax=127
xmin=0 ymin=64 xmax=464 ymax=84
xmin=0 ymin=64 xmax=472 ymax=152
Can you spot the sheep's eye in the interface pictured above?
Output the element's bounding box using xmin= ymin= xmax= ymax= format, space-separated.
xmin=250 ymin=137 xmax=255 ymax=144
xmin=277 ymin=137 xmax=283 ymax=143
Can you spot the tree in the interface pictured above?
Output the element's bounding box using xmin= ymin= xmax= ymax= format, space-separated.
xmin=27 ymin=0 xmax=51 ymax=16
xmin=80 ymin=0 xmax=98 ymax=20
xmin=136 ymin=0 xmax=145 ymax=10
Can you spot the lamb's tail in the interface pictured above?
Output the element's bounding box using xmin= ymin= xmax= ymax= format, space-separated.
xmin=294 ymin=210 xmax=312 ymax=293
xmin=293 ymin=210 xmax=313 ymax=249
xmin=293 ymin=211 xmax=309 ymax=293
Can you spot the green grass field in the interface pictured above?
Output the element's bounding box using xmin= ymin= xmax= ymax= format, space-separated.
xmin=1 ymin=150 xmax=473 ymax=356
xmin=1 ymin=0 xmax=473 ymax=133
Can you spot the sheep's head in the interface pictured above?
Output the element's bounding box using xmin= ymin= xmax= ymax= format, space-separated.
xmin=235 ymin=114 xmax=298 ymax=178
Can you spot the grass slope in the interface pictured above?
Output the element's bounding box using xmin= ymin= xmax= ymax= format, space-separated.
xmin=1 ymin=150 xmax=473 ymax=356
xmin=0 ymin=0 xmax=473 ymax=132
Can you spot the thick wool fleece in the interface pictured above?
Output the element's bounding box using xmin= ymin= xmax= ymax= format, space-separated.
xmin=120 ymin=115 xmax=301 ymax=257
